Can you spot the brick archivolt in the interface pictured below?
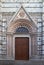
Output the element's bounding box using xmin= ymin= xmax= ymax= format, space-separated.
xmin=7 ymin=19 xmax=37 ymax=33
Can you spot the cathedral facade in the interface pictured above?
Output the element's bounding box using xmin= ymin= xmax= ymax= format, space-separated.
xmin=0 ymin=0 xmax=44 ymax=60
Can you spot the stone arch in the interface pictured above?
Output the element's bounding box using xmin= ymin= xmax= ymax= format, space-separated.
xmin=13 ymin=23 xmax=32 ymax=33
xmin=7 ymin=19 xmax=37 ymax=33
xmin=7 ymin=19 xmax=37 ymax=59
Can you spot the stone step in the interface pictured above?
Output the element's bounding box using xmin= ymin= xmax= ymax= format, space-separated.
xmin=0 ymin=60 xmax=43 ymax=65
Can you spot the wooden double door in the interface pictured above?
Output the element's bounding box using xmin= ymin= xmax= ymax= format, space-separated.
xmin=15 ymin=37 xmax=29 ymax=60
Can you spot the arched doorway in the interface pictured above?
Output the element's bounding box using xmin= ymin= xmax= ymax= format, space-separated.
xmin=7 ymin=19 xmax=37 ymax=60
xmin=14 ymin=27 xmax=29 ymax=60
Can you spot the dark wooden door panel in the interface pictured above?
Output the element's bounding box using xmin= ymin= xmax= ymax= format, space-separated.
xmin=15 ymin=37 xmax=29 ymax=60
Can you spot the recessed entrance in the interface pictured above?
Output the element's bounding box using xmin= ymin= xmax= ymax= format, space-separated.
xmin=15 ymin=37 xmax=29 ymax=60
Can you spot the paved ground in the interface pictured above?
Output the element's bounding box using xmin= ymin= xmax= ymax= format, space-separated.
xmin=15 ymin=60 xmax=44 ymax=65
xmin=0 ymin=56 xmax=44 ymax=65
xmin=0 ymin=60 xmax=44 ymax=65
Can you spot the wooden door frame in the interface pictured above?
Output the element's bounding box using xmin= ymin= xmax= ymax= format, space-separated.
xmin=13 ymin=34 xmax=31 ymax=60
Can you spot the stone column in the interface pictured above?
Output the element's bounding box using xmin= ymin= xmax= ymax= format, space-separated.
xmin=31 ymin=34 xmax=37 ymax=56
xmin=7 ymin=34 xmax=13 ymax=58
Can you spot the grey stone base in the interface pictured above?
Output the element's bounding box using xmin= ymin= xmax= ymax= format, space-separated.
xmin=0 ymin=56 xmax=44 ymax=65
